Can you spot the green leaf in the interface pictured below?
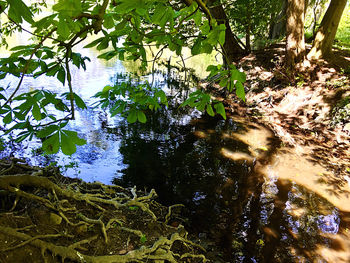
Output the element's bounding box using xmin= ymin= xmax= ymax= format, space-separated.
xmin=32 ymin=103 xmax=42 ymax=120
xmin=102 ymin=85 xmax=113 ymax=94
xmin=62 ymin=130 xmax=86 ymax=146
xmin=60 ymin=132 xmax=76 ymax=155
xmin=127 ymin=110 xmax=138 ymax=123
xmin=15 ymin=131 xmax=32 ymax=143
xmin=193 ymin=11 xmax=202 ymax=26
xmin=219 ymin=78 xmax=228 ymax=87
xmin=53 ymin=0 xmax=82 ymax=17
xmin=7 ymin=0 xmax=34 ymax=24
xmin=111 ymin=102 xmax=126 ymax=117
xmin=42 ymin=132 xmax=60 ymax=154
xmin=231 ymin=68 xmax=246 ymax=83
xmin=103 ymin=14 xmax=114 ymax=29
xmin=200 ymin=20 xmax=210 ymax=34
xmin=191 ymin=38 xmax=201 ymax=56
xmin=152 ymin=4 xmax=167 ymax=25
xmin=140 ymin=234 xmax=147 ymax=244
xmin=57 ymin=67 xmax=66 ymax=86
xmin=218 ymin=30 xmax=226 ymax=46
xmin=235 ymin=81 xmax=245 ymax=102
xmin=84 ymin=37 xmax=104 ymax=48
xmin=0 ymin=93 xmax=6 ymax=101
xmin=74 ymin=94 xmax=87 ymax=109
xmin=0 ymin=1 xmax=7 ymax=13
xmin=3 ymin=112 xmax=12 ymax=124
xmin=97 ymin=38 xmax=109 ymax=51
xmin=214 ymin=102 xmax=226 ymax=120
xmin=115 ymin=19 xmax=127 ymax=30
xmin=201 ymin=43 xmax=213 ymax=54
xmin=117 ymin=0 xmax=142 ymax=14
xmin=37 ymin=125 xmax=59 ymax=138
xmin=137 ymin=111 xmax=147 ymax=123
xmin=206 ymin=104 xmax=215 ymax=116
xmin=57 ymin=19 xmax=71 ymax=39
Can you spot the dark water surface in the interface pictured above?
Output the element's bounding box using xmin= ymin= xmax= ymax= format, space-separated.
xmin=1 ymin=46 xmax=349 ymax=262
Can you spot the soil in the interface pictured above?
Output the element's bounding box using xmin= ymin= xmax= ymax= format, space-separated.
xmin=218 ymin=44 xmax=350 ymax=182
xmin=0 ymin=158 xmax=206 ymax=262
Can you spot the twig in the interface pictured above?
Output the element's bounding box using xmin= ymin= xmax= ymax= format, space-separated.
xmin=65 ymin=48 xmax=75 ymax=119
xmin=2 ymin=29 xmax=55 ymax=107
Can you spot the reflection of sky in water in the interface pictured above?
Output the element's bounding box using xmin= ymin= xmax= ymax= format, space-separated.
xmin=284 ymin=185 xmax=340 ymax=235
xmin=0 ymin=44 xmax=201 ymax=184
xmin=0 ymin=47 xmax=128 ymax=184
xmin=193 ymin=192 xmax=207 ymax=204
xmin=317 ymin=211 xmax=340 ymax=234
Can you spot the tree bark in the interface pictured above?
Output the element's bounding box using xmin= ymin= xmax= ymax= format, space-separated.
xmin=207 ymin=0 xmax=246 ymax=64
xmin=269 ymin=0 xmax=287 ymax=40
xmin=285 ymin=0 xmax=306 ymax=69
xmin=307 ymin=0 xmax=348 ymax=60
xmin=182 ymin=0 xmax=245 ymax=64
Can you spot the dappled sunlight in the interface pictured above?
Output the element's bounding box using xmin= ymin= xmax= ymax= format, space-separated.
xmin=220 ymin=147 xmax=254 ymax=162
xmin=225 ymin=117 xmax=275 ymax=154
xmin=259 ymin=146 xmax=350 ymax=212
xmin=308 ymin=31 xmax=326 ymax=60
xmin=256 ymin=176 xmax=350 ymax=262
xmin=317 ymin=228 xmax=350 ymax=262
xmin=193 ymin=130 xmax=208 ymax=139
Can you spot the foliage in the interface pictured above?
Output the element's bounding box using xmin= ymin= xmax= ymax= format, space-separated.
xmin=0 ymin=0 xmax=247 ymax=155
xmin=304 ymin=0 xmax=329 ymax=36
xmin=179 ymin=63 xmax=246 ymax=120
xmin=93 ymin=79 xmax=168 ymax=124
xmin=335 ymin=3 xmax=350 ymax=49
xmin=225 ymin=0 xmax=282 ymax=49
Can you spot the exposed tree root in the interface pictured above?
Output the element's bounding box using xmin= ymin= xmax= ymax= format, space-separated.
xmin=0 ymin=226 xmax=206 ymax=263
xmin=0 ymin=159 xmax=206 ymax=262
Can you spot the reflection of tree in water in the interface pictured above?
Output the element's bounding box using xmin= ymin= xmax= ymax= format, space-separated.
xmin=114 ymin=104 xmax=250 ymax=228
xmin=257 ymin=179 xmax=341 ymax=263
xmin=106 ymin=77 xmax=344 ymax=262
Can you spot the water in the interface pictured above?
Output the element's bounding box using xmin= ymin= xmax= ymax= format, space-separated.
xmin=1 ymin=40 xmax=350 ymax=262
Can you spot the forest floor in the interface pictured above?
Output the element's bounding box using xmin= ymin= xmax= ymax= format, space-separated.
xmin=218 ymin=44 xmax=350 ymax=186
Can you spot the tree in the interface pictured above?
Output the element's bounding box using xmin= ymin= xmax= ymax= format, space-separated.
xmin=206 ymin=0 xmax=246 ymax=62
xmin=285 ymin=0 xmax=306 ymax=69
xmin=308 ymin=0 xmax=348 ymax=59
xmin=0 ymin=0 xmax=246 ymax=155
xmin=182 ymin=0 xmax=245 ymax=63
xmin=269 ymin=0 xmax=288 ymax=40
xmin=228 ymin=0 xmax=283 ymax=50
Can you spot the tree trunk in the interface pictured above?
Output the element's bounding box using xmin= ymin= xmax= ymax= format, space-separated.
xmin=307 ymin=0 xmax=347 ymax=60
xmin=285 ymin=0 xmax=306 ymax=69
xmin=181 ymin=0 xmax=245 ymax=64
xmin=269 ymin=0 xmax=287 ymax=40
xmin=304 ymin=0 xmax=309 ymax=15
xmin=208 ymin=0 xmax=246 ymax=64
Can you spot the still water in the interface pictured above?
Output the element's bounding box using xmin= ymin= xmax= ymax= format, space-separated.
xmin=1 ymin=40 xmax=350 ymax=262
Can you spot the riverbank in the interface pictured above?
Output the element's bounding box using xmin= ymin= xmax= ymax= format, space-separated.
xmin=215 ymin=46 xmax=350 ymax=262
xmin=0 ymin=158 xmax=206 ymax=262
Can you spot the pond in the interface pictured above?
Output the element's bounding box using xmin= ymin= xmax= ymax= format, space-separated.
xmin=1 ymin=37 xmax=349 ymax=262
